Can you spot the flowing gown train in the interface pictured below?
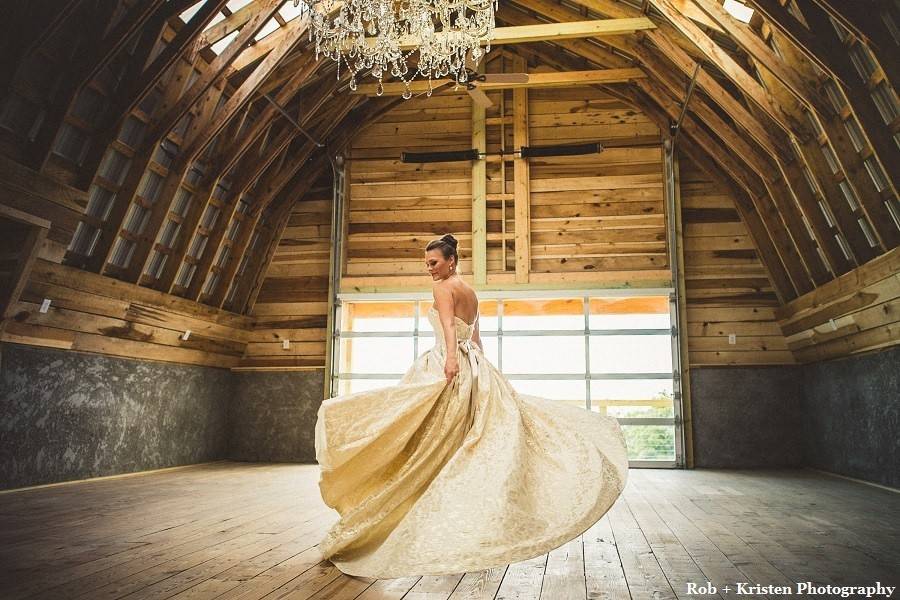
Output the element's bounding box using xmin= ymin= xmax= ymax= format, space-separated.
xmin=314 ymin=305 xmax=629 ymax=578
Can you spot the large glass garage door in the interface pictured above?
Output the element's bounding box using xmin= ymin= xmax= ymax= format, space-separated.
xmin=331 ymin=290 xmax=682 ymax=467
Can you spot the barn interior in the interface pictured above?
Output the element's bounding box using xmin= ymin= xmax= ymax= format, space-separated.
xmin=1 ymin=0 xmax=899 ymax=597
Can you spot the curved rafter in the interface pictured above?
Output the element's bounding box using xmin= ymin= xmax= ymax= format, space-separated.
xmin=0 ymin=0 xmax=896 ymax=319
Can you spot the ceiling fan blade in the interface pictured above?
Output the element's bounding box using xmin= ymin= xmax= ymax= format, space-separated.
xmin=467 ymin=86 xmax=494 ymax=108
xmin=481 ymin=73 xmax=530 ymax=84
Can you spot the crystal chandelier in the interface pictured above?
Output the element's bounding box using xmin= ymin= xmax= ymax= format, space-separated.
xmin=294 ymin=0 xmax=498 ymax=98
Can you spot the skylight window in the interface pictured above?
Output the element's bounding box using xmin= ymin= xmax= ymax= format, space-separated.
xmin=179 ymin=1 xmax=227 ymax=33
xmin=204 ymin=11 xmax=226 ymax=31
xmin=227 ymin=0 xmax=254 ymax=11
xmin=723 ymin=0 xmax=754 ymax=23
xmin=254 ymin=17 xmax=281 ymax=42
xmin=279 ymin=1 xmax=309 ymax=21
xmin=178 ymin=1 xmax=205 ymax=22
xmin=210 ymin=29 xmax=239 ymax=54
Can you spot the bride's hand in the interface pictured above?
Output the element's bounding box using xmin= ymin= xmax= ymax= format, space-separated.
xmin=444 ymin=356 xmax=459 ymax=384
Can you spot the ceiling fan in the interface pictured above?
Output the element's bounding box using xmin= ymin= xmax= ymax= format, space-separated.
xmin=464 ymin=71 xmax=530 ymax=107
xmin=438 ymin=69 xmax=530 ymax=108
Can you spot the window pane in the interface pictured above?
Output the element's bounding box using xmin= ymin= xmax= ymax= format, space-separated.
xmin=502 ymin=297 xmax=584 ymax=330
xmin=343 ymin=301 xmax=416 ymax=332
xmin=339 ymin=338 xmax=414 ymax=374
xmin=591 ymin=378 xmax=674 ymax=404
xmin=621 ymin=425 xmax=676 ymax=461
xmin=481 ymin=336 xmax=499 ymax=366
xmin=589 ymin=296 xmax=670 ymax=329
xmin=503 ymin=336 xmax=585 ymax=374
xmin=511 ymin=379 xmax=586 ymax=407
xmin=590 ymin=335 xmax=672 ymax=373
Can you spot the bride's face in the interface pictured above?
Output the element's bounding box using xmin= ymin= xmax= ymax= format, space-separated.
xmin=425 ymin=249 xmax=454 ymax=281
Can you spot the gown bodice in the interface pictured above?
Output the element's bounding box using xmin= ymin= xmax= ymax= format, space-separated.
xmin=426 ymin=305 xmax=478 ymax=345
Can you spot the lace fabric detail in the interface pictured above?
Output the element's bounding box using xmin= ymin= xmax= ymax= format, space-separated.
xmin=314 ymin=303 xmax=629 ymax=578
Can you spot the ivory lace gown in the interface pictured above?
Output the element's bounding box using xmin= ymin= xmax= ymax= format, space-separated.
xmin=314 ymin=305 xmax=629 ymax=578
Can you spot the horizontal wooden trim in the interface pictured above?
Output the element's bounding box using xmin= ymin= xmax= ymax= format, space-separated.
xmin=352 ymin=68 xmax=647 ymax=96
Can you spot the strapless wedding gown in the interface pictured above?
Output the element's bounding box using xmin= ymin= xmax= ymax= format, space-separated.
xmin=314 ymin=305 xmax=629 ymax=578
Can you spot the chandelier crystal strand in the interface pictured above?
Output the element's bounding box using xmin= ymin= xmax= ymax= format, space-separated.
xmin=295 ymin=0 xmax=497 ymax=96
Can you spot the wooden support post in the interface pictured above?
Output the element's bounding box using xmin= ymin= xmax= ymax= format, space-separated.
xmin=512 ymin=56 xmax=531 ymax=284
xmin=666 ymin=144 xmax=694 ymax=468
xmin=472 ymin=92 xmax=488 ymax=286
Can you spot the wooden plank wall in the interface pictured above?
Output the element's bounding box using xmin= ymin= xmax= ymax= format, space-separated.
xmin=347 ymin=93 xmax=476 ymax=277
xmin=0 ymin=156 xmax=84 ymax=262
xmin=678 ymin=155 xmax=795 ymax=365
xmin=243 ymin=179 xmax=332 ymax=369
xmin=345 ymin=85 xmax=667 ymax=280
xmin=527 ymin=87 xmax=665 ymax=275
xmin=3 ymin=259 xmax=249 ymax=368
xmin=776 ymin=246 xmax=900 ymax=363
xmin=0 ymin=160 xmax=251 ymax=369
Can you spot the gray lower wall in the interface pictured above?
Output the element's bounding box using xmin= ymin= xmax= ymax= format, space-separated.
xmin=0 ymin=342 xmax=229 ymax=490
xmin=3 ymin=335 xmax=896 ymax=490
xmin=690 ymin=346 xmax=899 ymax=488
xmin=228 ymin=369 xmax=325 ymax=463
xmin=690 ymin=365 xmax=804 ymax=468
xmin=801 ymin=344 xmax=900 ymax=489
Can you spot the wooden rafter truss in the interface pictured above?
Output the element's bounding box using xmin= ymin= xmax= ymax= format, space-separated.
xmin=0 ymin=0 xmax=896 ymax=314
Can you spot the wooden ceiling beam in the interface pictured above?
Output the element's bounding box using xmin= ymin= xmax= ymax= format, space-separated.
xmin=745 ymin=37 xmax=895 ymax=257
xmin=496 ymin=11 xmax=632 ymax=70
xmin=564 ymin=0 xmax=713 ymax=60
xmin=809 ymin=0 xmax=900 ymax=87
xmin=506 ymin=0 xmax=791 ymax=162
xmin=635 ymin=39 xmax=850 ymax=276
xmin=501 ymin=0 xmax=642 ymax=61
xmin=199 ymin=0 xmax=267 ymax=47
xmin=689 ymin=0 xmax=837 ymax=121
xmin=747 ymin=0 xmax=843 ymax=81
xmin=159 ymin=80 xmax=349 ymax=295
xmin=229 ymin=97 xmax=376 ymax=313
xmin=76 ymin=0 xmax=231 ymax=189
xmin=183 ymin=126 xmax=300 ymax=301
xmin=381 ymin=18 xmax=657 ymax=51
xmin=648 ymin=0 xmax=812 ymax=141
xmin=123 ymin=8 xmax=311 ymax=286
xmin=788 ymin=0 xmax=900 ymax=199
xmin=178 ymin=80 xmax=347 ymax=301
xmin=227 ymin=186 xmax=299 ymax=314
xmin=351 ymin=68 xmax=645 ymax=96
xmin=249 ymin=106 xmax=350 ymax=220
xmin=180 ymin=12 xmax=310 ymax=157
xmin=144 ymin=0 xmax=284 ymax=147
xmin=28 ymin=1 xmax=172 ymax=171
xmin=633 ymin=32 xmax=792 ymax=164
xmin=760 ymin=24 xmax=900 ymax=251
xmin=84 ymin=57 xmax=198 ymax=274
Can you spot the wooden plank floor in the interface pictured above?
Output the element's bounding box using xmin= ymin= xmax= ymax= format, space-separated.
xmin=1 ymin=462 xmax=898 ymax=600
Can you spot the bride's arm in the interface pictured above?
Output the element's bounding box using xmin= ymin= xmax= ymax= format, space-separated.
xmin=433 ymin=284 xmax=459 ymax=381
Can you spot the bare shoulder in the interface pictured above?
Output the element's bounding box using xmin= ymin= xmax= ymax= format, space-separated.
xmin=432 ymin=278 xmax=453 ymax=300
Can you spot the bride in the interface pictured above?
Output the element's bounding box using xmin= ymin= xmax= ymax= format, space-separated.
xmin=314 ymin=233 xmax=629 ymax=579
